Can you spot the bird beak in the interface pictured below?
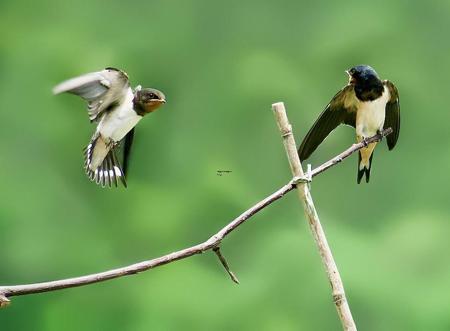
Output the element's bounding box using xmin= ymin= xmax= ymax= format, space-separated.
xmin=151 ymin=99 xmax=166 ymax=104
xmin=346 ymin=70 xmax=356 ymax=84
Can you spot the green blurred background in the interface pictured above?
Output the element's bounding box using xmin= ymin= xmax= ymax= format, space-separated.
xmin=1 ymin=0 xmax=450 ymax=330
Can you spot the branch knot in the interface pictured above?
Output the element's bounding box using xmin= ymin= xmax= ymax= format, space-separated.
xmin=333 ymin=293 xmax=346 ymax=306
xmin=281 ymin=124 xmax=292 ymax=137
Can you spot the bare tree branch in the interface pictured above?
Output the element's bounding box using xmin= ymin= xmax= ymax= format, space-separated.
xmin=0 ymin=114 xmax=392 ymax=310
xmin=0 ymin=182 xmax=294 ymax=302
xmin=272 ymin=102 xmax=357 ymax=331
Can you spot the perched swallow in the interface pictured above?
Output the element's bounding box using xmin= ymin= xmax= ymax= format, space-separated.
xmin=53 ymin=67 xmax=166 ymax=187
xmin=298 ymin=65 xmax=400 ymax=183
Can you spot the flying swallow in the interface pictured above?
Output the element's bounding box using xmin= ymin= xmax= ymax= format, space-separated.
xmin=53 ymin=67 xmax=166 ymax=187
xmin=297 ymin=65 xmax=400 ymax=183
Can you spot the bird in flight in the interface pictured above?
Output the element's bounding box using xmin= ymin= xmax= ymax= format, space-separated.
xmin=53 ymin=67 xmax=166 ymax=187
xmin=297 ymin=65 xmax=400 ymax=183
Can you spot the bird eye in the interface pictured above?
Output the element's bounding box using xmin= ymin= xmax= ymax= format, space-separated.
xmin=149 ymin=93 xmax=157 ymax=99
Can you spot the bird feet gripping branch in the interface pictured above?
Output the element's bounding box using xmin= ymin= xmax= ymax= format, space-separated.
xmin=361 ymin=129 xmax=383 ymax=147
xmin=376 ymin=129 xmax=385 ymax=141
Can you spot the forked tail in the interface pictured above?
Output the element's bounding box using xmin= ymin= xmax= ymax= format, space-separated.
xmin=357 ymin=151 xmax=374 ymax=184
xmin=84 ymin=134 xmax=127 ymax=188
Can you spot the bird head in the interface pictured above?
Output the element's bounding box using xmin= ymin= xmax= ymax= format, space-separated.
xmin=346 ymin=65 xmax=380 ymax=86
xmin=134 ymin=87 xmax=166 ymax=115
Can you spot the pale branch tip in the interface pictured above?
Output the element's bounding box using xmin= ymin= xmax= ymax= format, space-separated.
xmin=0 ymin=103 xmax=391 ymax=320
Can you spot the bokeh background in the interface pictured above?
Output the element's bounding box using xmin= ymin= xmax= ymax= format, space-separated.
xmin=1 ymin=0 xmax=450 ymax=330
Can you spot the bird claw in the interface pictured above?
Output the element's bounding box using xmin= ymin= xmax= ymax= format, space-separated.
xmin=362 ymin=138 xmax=369 ymax=147
xmin=376 ymin=130 xmax=384 ymax=140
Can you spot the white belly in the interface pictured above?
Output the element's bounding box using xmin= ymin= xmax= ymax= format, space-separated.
xmin=356 ymin=85 xmax=390 ymax=138
xmin=97 ymin=89 xmax=142 ymax=142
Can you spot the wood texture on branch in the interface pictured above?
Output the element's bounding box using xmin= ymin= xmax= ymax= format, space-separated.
xmin=272 ymin=102 xmax=357 ymax=331
xmin=0 ymin=120 xmax=392 ymax=309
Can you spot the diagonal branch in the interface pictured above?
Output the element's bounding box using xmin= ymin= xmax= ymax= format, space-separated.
xmin=272 ymin=102 xmax=358 ymax=331
xmin=0 ymin=121 xmax=392 ymax=308
xmin=309 ymin=127 xmax=392 ymax=178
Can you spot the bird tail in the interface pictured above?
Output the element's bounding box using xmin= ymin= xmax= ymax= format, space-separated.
xmin=357 ymin=151 xmax=374 ymax=184
xmin=84 ymin=134 xmax=127 ymax=188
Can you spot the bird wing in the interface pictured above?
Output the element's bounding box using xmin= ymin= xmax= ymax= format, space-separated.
xmin=383 ymin=80 xmax=400 ymax=150
xmin=53 ymin=67 xmax=130 ymax=122
xmin=122 ymin=128 xmax=135 ymax=178
xmin=298 ymin=85 xmax=358 ymax=161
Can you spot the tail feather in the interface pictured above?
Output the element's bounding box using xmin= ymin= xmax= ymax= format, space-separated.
xmin=357 ymin=152 xmax=374 ymax=184
xmin=84 ymin=135 xmax=127 ymax=188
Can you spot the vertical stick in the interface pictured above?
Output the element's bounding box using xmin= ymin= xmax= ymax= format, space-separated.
xmin=272 ymin=102 xmax=357 ymax=331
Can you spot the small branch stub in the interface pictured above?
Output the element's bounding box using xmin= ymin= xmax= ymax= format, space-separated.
xmin=0 ymin=294 xmax=10 ymax=307
xmin=213 ymin=247 xmax=240 ymax=284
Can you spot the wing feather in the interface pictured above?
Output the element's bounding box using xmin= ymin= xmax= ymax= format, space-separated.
xmin=123 ymin=128 xmax=135 ymax=178
xmin=383 ymin=80 xmax=400 ymax=150
xmin=53 ymin=67 xmax=130 ymax=121
xmin=298 ymin=85 xmax=357 ymax=161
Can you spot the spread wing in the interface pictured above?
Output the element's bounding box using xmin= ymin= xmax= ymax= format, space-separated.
xmin=298 ymin=85 xmax=358 ymax=161
xmin=53 ymin=67 xmax=130 ymax=121
xmin=383 ymin=80 xmax=400 ymax=150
